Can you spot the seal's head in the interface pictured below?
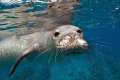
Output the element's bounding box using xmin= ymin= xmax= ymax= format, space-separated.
xmin=52 ymin=25 xmax=88 ymax=55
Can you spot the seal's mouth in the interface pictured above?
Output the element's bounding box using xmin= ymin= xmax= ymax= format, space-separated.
xmin=64 ymin=49 xmax=87 ymax=56
xmin=66 ymin=52 xmax=82 ymax=56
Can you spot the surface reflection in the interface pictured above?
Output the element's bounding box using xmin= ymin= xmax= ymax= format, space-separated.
xmin=0 ymin=0 xmax=80 ymax=38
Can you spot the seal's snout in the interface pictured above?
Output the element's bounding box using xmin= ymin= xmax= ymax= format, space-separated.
xmin=59 ymin=33 xmax=88 ymax=50
xmin=75 ymin=38 xmax=88 ymax=48
xmin=69 ymin=33 xmax=88 ymax=48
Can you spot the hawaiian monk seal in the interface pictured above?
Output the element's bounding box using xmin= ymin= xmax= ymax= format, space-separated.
xmin=0 ymin=25 xmax=88 ymax=77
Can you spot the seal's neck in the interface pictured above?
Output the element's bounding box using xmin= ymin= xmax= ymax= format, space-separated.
xmin=39 ymin=31 xmax=54 ymax=50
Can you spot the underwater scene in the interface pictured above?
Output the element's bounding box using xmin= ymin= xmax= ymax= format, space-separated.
xmin=0 ymin=0 xmax=120 ymax=80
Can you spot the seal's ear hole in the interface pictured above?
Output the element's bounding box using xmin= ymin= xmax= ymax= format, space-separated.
xmin=77 ymin=29 xmax=82 ymax=33
xmin=54 ymin=32 xmax=60 ymax=37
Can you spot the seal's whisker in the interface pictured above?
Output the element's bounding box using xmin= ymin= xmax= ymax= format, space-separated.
xmin=56 ymin=48 xmax=65 ymax=65
xmin=62 ymin=49 xmax=67 ymax=57
xmin=33 ymin=47 xmax=54 ymax=62
xmin=43 ymin=53 xmax=49 ymax=63
xmin=59 ymin=50 xmax=65 ymax=65
xmin=89 ymin=44 xmax=105 ymax=50
xmin=88 ymin=49 xmax=101 ymax=72
xmin=86 ymin=37 xmax=110 ymax=45
xmin=57 ymin=49 xmax=64 ymax=64
xmin=88 ymin=45 xmax=106 ymax=66
xmin=85 ymin=50 xmax=91 ymax=62
xmin=87 ymin=50 xmax=94 ymax=66
xmin=86 ymin=37 xmax=100 ymax=41
xmin=89 ymin=45 xmax=104 ymax=57
xmin=48 ymin=52 xmax=54 ymax=63
xmin=55 ymin=49 xmax=58 ymax=63
xmin=88 ymin=42 xmax=112 ymax=49
xmin=86 ymin=50 xmax=91 ymax=58
xmin=62 ymin=50 xmax=67 ymax=64
xmin=90 ymin=47 xmax=106 ymax=66
xmin=55 ymin=49 xmax=61 ymax=65
xmin=43 ymin=48 xmax=55 ymax=63
xmin=89 ymin=47 xmax=101 ymax=60
xmin=58 ymin=49 xmax=65 ymax=64
xmin=88 ymin=46 xmax=106 ymax=66
xmin=88 ymin=48 xmax=106 ymax=74
xmin=90 ymin=41 xmax=111 ymax=45
xmin=83 ymin=46 xmax=88 ymax=50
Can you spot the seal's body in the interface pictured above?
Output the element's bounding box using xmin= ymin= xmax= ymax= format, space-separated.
xmin=0 ymin=25 xmax=88 ymax=76
xmin=0 ymin=31 xmax=53 ymax=63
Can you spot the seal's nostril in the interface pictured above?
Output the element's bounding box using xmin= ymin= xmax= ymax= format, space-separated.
xmin=65 ymin=36 xmax=71 ymax=39
xmin=75 ymin=35 xmax=80 ymax=39
xmin=68 ymin=33 xmax=76 ymax=40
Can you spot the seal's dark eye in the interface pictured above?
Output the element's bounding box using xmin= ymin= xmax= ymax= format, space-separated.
xmin=77 ymin=30 xmax=82 ymax=33
xmin=54 ymin=32 xmax=60 ymax=37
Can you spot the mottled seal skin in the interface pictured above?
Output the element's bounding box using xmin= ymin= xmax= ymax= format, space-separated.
xmin=0 ymin=25 xmax=88 ymax=77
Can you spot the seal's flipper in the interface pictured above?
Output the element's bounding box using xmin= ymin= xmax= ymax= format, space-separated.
xmin=8 ymin=54 xmax=27 ymax=77
xmin=8 ymin=45 xmax=38 ymax=77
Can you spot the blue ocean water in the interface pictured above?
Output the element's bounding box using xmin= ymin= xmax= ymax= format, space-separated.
xmin=0 ymin=0 xmax=120 ymax=80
